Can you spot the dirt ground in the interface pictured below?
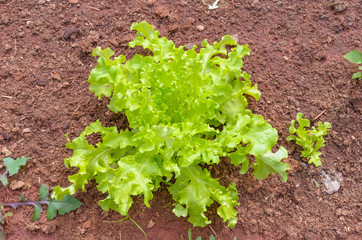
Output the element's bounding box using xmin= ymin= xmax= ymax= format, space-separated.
xmin=0 ymin=0 xmax=361 ymax=239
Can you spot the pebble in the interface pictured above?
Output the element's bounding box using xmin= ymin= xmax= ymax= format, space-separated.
xmin=251 ymin=0 xmax=260 ymax=8
xmin=68 ymin=0 xmax=79 ymax=3
xmin=147 ymin=219 xmax=155 ymax=229
xmin=331 ymin=1 xmax=347 ymax=12
xmin=41 ymin=224 xmax=57 ymax=234
xmin=87 ymin=30 xmax=100 ymax=43
xmin=196 ymin=25 xmax=205 ymax=32
xmin=1 ymin=131 xmax=11 ymax=140
xmin=1 ymin=147 xmax=13 ymax=157
xmin=4 ymin=44 xmax=12 ymax=51
xmin=22 ymin=128 xmax=31 ymax=133
xmin=231 ymin=34 xmax=239 ymax=43
xmin=264 ymin=207 xmax=273 ymax=216
xmin=11 ymin=127 xmax=20 ymax=133
xmin=147 ymin=0 xmax=156 ymax=6
xmin=169 ymin=23 xmax=179 ymax=33
xmin=37 ymin=79 xmax=46 ymax=86
xmin=9 ymin=180 xmax=25 ymax=190
xmin=155 ymin=6 xmax=170 ymax=18
xmin=322 ymin=171 xmax=343 ymax=194
xmin=51 ymin=72 xmax=61 ymax=81
xmin=83 ymin=220 xmax=92 ymax=229
xmin=185 ymin=43 xmax=194 ymax=50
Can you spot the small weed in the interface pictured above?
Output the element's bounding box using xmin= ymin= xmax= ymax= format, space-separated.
xmin=0 ymin=157 xmax=28 ymax=187
xmin=0 ymin=184 xmax=82 ymax=221
xmin=1 ymin=156 xmax=82 ymax=238
xmin=344 ymin=49 xmax=362 ymax=80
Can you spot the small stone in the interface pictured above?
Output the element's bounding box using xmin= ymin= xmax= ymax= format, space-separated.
xmin=83 ymin=220 xmax=92 ymax=229
xmin=49 ymin=3 xmax=56 ymax=10
xmin=1 ymin=131 xmax=11 ymax=140
xmin=196 ymin=25 xmax=205 ymax=32
xmin=51 ymin=72 xmax=61 ymax=81
xmin=322 ymin=171 xmax=342 ymax=194
xmin=155 ymin=6 xmax=170 ymax=18
xmin=37 ymin=79 xmax=46 ymax=86
xmin=251 ymin=0 xmax=260 ymax=8
xmin=38 ymin=0 xmax=46 ymax=4
xmin=11 ymin=127 xmax=20 ymax=133
xmin=179 ymin=0 xmax=187 ymax=6
xmin=336 ymin=208 xmax=342 ymax=216
xmin=169 ymin=24 xmax=179 ymax=33
xmin=4 ymin=44 xmax=12 ymax=52
xmin=109 ymin=38 xmax=119 ymax=47
xmin=87 ymin=30 xmax=100 ymax=43
xmin=24 ymin=182 xmax=32 ymax=190
xmin=304 ymin=231 xmax=321 ymax=240
xmin=1 ymin=147 xmax=12 ymax=157
xmin=9 ymin=180 xmax=25 ymax=190
xmin=62 ymin=82 xmax=70 ymax=88
xmin=41 ymin=224 xmax=57 ymax=234
xmin=185 ymin=43 xmax=194 ymax=50
xmin=27 ymin=222 xmax=40 ymax=232
xmin=169 ymin=12 xmax=179 ymax=23
xmin=147 ymin=0 xmax=156 ymax=5
xmin=80 ymin=39 xmax=93 ymax=53
xmin=147 ymin=219 xmax=155 ymax=229
xmin=331 ymin=1 xmax=347 ymax=12
xmin=264 ymin=207 xmax=273 ymax=216
xmin=68 ymin=0 xmax=79 ymax=3
xmin=22 ymin=128 xmax=31 ymax=133
xmin=231 ymin=34 xmax=239 ymax=43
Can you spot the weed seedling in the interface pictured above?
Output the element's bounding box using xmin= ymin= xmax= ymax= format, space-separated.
xmin=0 ymin=157 xmax=28 ymax=187
xmin=0 ymin=184 xmax=82 ymax=221
xmin=344 ymin=49 xmax=362 ymax=80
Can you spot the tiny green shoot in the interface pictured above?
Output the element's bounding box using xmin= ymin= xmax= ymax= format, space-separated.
xmin=344 ymin=49 xmax=362 ymax=80
xmin=104 ymin=214 xmax=147 ymax=239
xmin=188 ymin=228 xmax=237 ymax=240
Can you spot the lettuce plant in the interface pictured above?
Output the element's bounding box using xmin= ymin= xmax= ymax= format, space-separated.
xmin=53 ymin=21 xmax=289 ymax=227
xmin=287 ymin=113 xmax=331 ymax=167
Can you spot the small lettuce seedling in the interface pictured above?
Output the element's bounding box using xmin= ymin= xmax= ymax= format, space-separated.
xmin=0 ymin=157 xmax=28 ymax=186
xmin=287 ymin=113 xmax=331 ymax=167
xmin=344 ymin=49 xmax=362 ymax=80
xmin=0 ymin=184 xmax=82 ymax=221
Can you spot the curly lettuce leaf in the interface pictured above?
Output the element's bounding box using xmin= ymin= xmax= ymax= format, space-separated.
xmin=252 ymin=147 xmax=289 ymax=182
xmin=169 ymin=164 xmax=238 ymax=227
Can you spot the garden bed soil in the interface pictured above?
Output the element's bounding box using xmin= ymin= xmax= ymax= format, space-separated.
xmin=0 ymin=0 xmax=361 ymax=239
